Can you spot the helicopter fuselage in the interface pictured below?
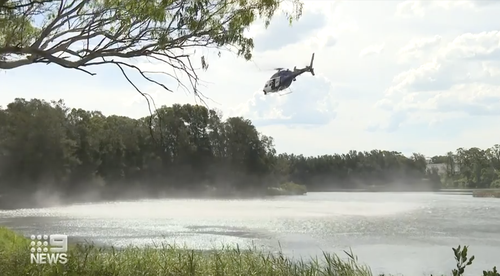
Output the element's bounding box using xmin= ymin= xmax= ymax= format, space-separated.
xmin=262 ymin=68 xmax=308 ymax=94
xmin=262 ymin=53 xmax=315 ymax=95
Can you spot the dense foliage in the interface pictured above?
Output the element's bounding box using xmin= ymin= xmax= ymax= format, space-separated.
xmin=429 ymin=148 xmax=500 ymax=189
xmin=0 ymin=0 xmax=302 ymax=66
xmin=0 ymin=98 xmax=498 ymax=205
xmin=0 ymin=0 xmax=302 ymax=100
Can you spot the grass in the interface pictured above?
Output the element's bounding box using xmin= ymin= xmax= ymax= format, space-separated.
xmin=473 ymin=189 xmax=500 ymax=198
xmin=0 ymin=227 xmax=498 ymax=276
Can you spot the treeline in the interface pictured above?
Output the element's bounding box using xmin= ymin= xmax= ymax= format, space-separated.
xmin=0 ymin=99 xmax=497 ymax=205
xmin=429 ymin=146 xmax=500 ymax=189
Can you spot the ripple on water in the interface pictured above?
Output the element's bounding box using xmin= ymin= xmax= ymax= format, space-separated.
xmin=1 ymin=192 xmax=499 ymax=276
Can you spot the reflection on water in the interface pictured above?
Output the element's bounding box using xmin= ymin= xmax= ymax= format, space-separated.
xmin=1 ymin=192 xmax=499 ymax=276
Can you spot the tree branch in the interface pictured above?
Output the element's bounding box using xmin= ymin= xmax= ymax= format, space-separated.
xmin=0 ymin=0 xmax=304 ymax=143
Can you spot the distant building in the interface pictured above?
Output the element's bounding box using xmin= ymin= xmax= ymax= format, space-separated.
xmin=426 ymin=163 xmax=447 ymax=175
xmin=425 ymin=159 xmax=460 ymax=175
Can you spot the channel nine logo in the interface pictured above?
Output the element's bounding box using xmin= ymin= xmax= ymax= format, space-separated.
xmin=29 ymin=234 xmax=68 ymax=264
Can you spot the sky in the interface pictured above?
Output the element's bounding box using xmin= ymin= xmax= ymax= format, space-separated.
xmin=1 ymin=0 xmax=500 ymax=158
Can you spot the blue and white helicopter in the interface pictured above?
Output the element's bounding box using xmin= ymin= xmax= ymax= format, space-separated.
xmin=262 ymin=53 xmax=315 ymax=96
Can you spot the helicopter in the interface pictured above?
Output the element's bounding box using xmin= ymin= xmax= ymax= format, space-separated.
xmin=262 ymin=53 xmax=315 ymax=96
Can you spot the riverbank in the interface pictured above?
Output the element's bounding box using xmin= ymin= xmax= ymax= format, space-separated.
xmin=1 ymin=187 xmax=496 ymax=211
xmin=0 ymin=182 xmax=307 ymax=210
xmin=473 ymin=189 xmax=500 ymax=198
xmin=0 ymin=227 xmax=498 ymax=276
xmin=318 ymin=188 xmax=500 ymax=197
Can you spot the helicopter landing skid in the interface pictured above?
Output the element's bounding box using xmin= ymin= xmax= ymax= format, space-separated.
xmin=279 ymin=88 xmax=293 ymax=96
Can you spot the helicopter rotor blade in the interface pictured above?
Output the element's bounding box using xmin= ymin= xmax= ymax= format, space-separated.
xmin=249 ymin=59 xmax=283 ymax=72
xmin=254 ymin=66 xmax=285 ymax=72
xmin=257 ymin=67 xmax=285 ymax=72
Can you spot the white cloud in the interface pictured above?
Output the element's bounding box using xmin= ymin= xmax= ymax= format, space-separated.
xmin=385 ymin=59 xmax=442 ymax=96
xmin=231 ymin=75 xmax=339 ymax=126
xmin=439 ymin=31 xmax=500 ymax=60
xmin=426 ymin=83 xmax=500 ymax=116
xmin=253 ymin=11 xmax=327 ymax=52
xmin=398 ymin=35 xmax=442 ymax=62
xmin=395 ymin=0 xmax=489 ymax=18
xmin=2 ymin=0 xmax=500 ymax=157
xmin=375 ymin=26 xmax=500 ymax=137
xmin=395 ymin=0 xmax=426 ymax=18
xmin=386 ymin=30 xmax=500 ymax=98
xmin=482 ymin=61 xmax=500 ymax=77
xmin=359 ymin=43 xmax=385 ymax=58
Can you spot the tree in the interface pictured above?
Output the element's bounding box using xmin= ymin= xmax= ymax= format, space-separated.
xmin=1 ymin=98 xmax=499 ymax=209
xmin=0 ymin=0 xmax=303 ymax=100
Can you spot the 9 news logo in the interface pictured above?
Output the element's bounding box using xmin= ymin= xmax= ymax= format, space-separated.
xmin=29 ymin=234 xmax=68 ymax=264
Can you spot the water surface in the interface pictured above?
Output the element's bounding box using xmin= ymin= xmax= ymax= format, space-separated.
xmin=1 ymin=192 xmax=499 ymax=275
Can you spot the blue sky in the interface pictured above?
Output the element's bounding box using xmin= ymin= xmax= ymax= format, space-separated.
xmin=1 ymin=0 xmax=500 ymax=157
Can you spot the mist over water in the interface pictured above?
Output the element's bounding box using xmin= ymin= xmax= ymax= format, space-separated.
xmin=1 ymin=192 xmax=499 ymax=276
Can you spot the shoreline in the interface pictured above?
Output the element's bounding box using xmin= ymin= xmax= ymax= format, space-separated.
xmin=472 ymin=189 xmax=500 ymax=198
xmin=1 ymin=188 xmax=498 ymax=210
xmin=0 ymin=227 xmax=498 ymax=276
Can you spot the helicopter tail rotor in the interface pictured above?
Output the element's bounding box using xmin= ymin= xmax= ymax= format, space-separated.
xmin=309 ymin=53 xmax=315 ymax=76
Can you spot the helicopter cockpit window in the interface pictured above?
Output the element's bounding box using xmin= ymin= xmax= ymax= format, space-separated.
xmin=270 ymin=78 xmax=279 ymax=88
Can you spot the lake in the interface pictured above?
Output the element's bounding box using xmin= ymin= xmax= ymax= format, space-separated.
xmin=1 ymin=192 xmax=499 ymax=275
